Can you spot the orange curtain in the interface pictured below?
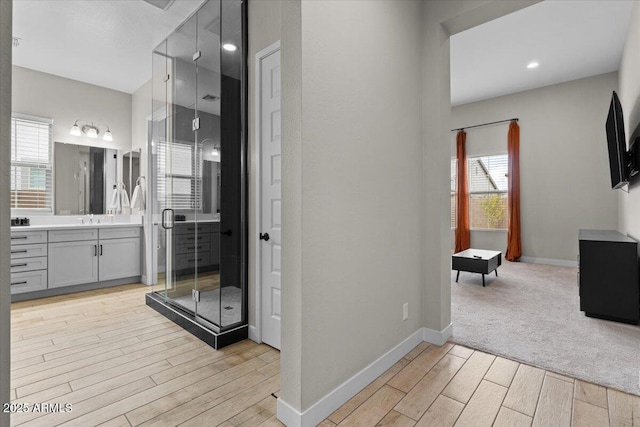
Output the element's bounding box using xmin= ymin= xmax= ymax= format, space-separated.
xmin=454 ymin=130 xmax=470 ymax=253
xmin=506 ymin=121 xmax=522 ymax=261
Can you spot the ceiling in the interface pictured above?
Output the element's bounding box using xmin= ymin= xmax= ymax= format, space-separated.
xmin=12 ymin=0 xmax=206 ymax=94
xmin=450 ymin=0 xmax=634 ymax=106
xmin=15 ymin=0 xmax=632 ymax=106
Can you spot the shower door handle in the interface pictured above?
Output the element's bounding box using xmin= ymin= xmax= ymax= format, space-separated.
xmin=162 ymin=209 xmax=174 ymax=230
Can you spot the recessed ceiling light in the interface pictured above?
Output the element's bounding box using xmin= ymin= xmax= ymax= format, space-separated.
xmin=527 ymin=62 xmax=539 ymax=69
xmin=222 ymin=43 xmax=237 ymax=52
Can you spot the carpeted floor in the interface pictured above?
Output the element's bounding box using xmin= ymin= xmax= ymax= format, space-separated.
xmin=451 ymin=260 xmax=640 ymax=396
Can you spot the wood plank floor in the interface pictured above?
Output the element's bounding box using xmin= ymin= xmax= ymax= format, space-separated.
xmin=9 ymin=285 xmax=640 ymax=426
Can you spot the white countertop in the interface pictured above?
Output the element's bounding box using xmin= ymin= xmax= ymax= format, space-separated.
xmin=11 ymin=223 xmax=143 ymax=232
xmin=152 ymin=219 xmax=220 ymax=225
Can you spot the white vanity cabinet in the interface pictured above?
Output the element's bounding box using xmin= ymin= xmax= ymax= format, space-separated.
xmin=49 ymin=227 xmax=141 ymax=287
xmin=98 ymin=227 xmax=141 ymax=281
xmin=10 ymin=230 xmax=48 ymax=295
xmin=48 ymin=228 xmax=99 ymax=288
xmin=11 ymin=224 xmax=143 ymax=300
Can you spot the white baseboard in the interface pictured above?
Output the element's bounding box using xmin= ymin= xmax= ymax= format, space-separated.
xmin=277 ymin=399 xmax=302 ymax=427
xmin=423 ymin=323 xmax=453 ymax=346
xmin=276 ymin=324 xmax=455 ymax=426
xmin=519 ymin=256 xmax=577 ymax=268
xmin=248 ymin=325 xmax=260 ymax=343
xmin=276 ymin=328 xmax=424 ymax=427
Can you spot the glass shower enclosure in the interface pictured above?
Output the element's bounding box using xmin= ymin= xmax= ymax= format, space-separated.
xmin=146 ymin=0 xmax=247 ymax=348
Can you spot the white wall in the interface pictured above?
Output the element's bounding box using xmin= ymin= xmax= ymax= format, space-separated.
xmin=12 ymin=66 xmax=133 ymax=215
xmin=278 ymin=0 xmax=539 ymax=421
xmin=280 ymin=0 xmax=303 ymax=412
xmin=131 ymin=79 xmax=151 ymax=180
xmin=618 ymin=2 xmax=640 ymax=240
xmin=12 ymin=66 xmax=132 ymax=152
xmin=452 ymin=72 xmax=619 ymax=262
xmin=280 ymin=0 xmax=425 ymax=413
xmin=131 ymin=80 xmax=151 ymax=283
xmin=0 ymin=2 xmax=12 ymax=426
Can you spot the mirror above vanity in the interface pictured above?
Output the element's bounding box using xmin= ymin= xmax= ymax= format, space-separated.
xmin=54 ymin=142 xmax=116 ymax=215
xmin=122 ymin=149 xmax=141 ymax=200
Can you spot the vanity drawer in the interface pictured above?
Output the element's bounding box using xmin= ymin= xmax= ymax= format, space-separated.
xmin=175 ymin=242 xmax=207 ymax=255
xmin=49 ymin=228 xmax=98 ymax=242
xmin=175 ymin=252 xmax=211 ymax=270
xmin=174 ymin=223 xmax=211 ymax=235
xmin=10 ymin=230 xmax=47 ymax=245
xmin=11 ymin=243 xmax=47 ymax=259
xmin=175 ymin=232 xmax=210 ymax=246
xmin=11 ymin=270 xmax=47 ymax=295
xmin=99 ymin=227 xmax=141 ymax=240
xmin=10 ymin=256 xmax=47 ymax=273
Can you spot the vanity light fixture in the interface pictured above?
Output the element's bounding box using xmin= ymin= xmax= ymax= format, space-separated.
xmin=70 ymin=120 xmax=82 ymax=136
xmin=103 ymin=127 xmax=113 ymax=142
xmin=86 ymin=126 xmax=98 ymax=139
xmin=70 ymin=120 xmax=114 ymax=141
xmin=222 ymin=43 xmax=237 ymax=52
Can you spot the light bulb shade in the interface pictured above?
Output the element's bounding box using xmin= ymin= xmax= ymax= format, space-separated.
xmin=70 ymin=124 xmax=81 ymax=136
xmin=103 ymin=130 xmax=113 ymax=141
xmin=222 ymin=43 xmax=237 ymax=52
xmin=86 ymin=127 xmax=98 ymax=138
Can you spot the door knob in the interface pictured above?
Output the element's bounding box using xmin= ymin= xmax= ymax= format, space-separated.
xmin=259 ymin=232 xmax=270 ymax=242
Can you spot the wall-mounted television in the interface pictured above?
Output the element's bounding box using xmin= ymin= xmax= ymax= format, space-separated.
xmin=605 ymin=91 xmax=629 ymax=189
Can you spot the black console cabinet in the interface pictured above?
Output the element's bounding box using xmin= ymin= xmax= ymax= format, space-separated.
xmin=578 ymin=229 xmax=639 ymax=324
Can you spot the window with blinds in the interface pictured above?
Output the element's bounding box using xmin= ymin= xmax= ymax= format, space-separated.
xmin=468 ymin=154 xmax=508 ymax=230
xmin=156 ymin=140 xmax=202 ymax=211
xmin=10 ymin=116 xmax=53 ymax=211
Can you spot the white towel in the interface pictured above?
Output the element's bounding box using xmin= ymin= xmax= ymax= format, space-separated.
xmin=121 ymin=184 xmax=130 ymax=208
xmin=130 ymin=184 xmax=145 ymax=211
xmin=109 ymin=186 xmax=120 ymax=212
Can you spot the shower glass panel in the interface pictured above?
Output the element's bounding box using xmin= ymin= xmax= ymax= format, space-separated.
xmin=193 ymin=0 xmax=222 ymax=326
xmin=150 ymin=0 xmax=245 ymax=334
xmin=151 ymin=39 xmax=168 ymax=299
xmin=219 ymin=0 xmax=245 ymax=329
xmin=162 ymin=13 xmax=200 ymax=317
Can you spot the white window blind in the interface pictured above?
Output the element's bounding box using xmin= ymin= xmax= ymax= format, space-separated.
xmin=156 ymin=140 xmax=202 ymax=211
xmin=468 ymin=154 xmax=508 ymax=230
xmin=10 ymin=116 xmax=53 ymax=211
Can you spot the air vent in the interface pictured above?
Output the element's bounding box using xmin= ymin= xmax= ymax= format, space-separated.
xmin=142 ymin=0 xmax=176 ymax=11
xmin=202 ymin=94 xmax=219 ymax=102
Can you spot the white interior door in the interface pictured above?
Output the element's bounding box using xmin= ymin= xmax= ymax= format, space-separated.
xmin=260 ymin=48 xmax=281 ymax=349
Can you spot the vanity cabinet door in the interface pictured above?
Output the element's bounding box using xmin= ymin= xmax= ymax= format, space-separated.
xmin=98 ymin=238 xmax=141 ymax=281
xmin=48 ymin=241 xmax=99 ymax=288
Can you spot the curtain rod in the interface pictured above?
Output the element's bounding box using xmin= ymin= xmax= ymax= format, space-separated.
xmin=451 ymin=118 xmax=518 ymax=132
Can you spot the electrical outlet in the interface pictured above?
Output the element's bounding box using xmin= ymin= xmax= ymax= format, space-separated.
xmin=403 ymin=303 xmax=408 ymax=321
